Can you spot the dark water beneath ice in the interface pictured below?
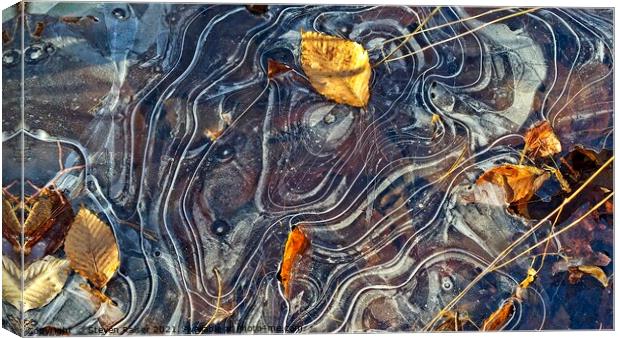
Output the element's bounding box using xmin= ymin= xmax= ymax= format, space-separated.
xmin=1 ymin=3 xmax=613 ymax=334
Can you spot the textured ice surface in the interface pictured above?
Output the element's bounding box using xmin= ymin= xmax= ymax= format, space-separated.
xmin=1 ymin=3 xmax=613 ymax=334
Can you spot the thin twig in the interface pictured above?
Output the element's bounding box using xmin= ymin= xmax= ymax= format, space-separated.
xmin=387 ymin=8 xmax=540 ymax=64
xmin=378 ymin=7 xmax=516 ymax=47
xmin=375 ymin=6 xmax=442 ymax=67
xmin=200 ymin=268 xmax=223 ymax=334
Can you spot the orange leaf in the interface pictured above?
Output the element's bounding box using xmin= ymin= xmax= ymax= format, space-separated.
xmin=524 ymin=121 xmax=562 ymax=158
xmin=482 ymin=299 xmax=515 ymax=331
xmin=278 ymin=227 xmax=309 ymax=297
xmin=477 ymin=165 xmax=550 ymax=203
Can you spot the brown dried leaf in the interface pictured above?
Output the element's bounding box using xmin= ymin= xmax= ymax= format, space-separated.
xmin=524 ymin=121 xmax=562 ymax=158
xmin=476 ymin=164 xmax=550 ymax=203
xmin=64 ymin=208 xmax=120 ymax=289
xmin=482 ymin=299 xmax=515 ymax=331
xmin=568 ymin=265 xmax=608 ymax=288
xmin=278 ymin=227 xmax=309 ymax=297
xmin=23 ymin=190 xmax=74 ymax=258
xmin=267 ymin=59 xmax=292 ymax=78
xmin=2 ymin=255 xmax=71 ymax=311
xmin=300 ymin=31 xmax=371 ymax=107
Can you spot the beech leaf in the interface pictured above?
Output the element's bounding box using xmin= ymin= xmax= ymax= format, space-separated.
xmin=64 ymin=208 xmax=120 ymax=289
xmin=2 ymin=197 xmax=21 ymax=235
xmin=2 ymin=255 xmax=71 ymax=311
xmin=300 ymin=30 xmax=371 ymax=107
xmin=23 ymin=198 xmax=53 ymax=236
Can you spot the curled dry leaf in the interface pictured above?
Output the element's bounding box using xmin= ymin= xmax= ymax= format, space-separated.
xmin=204 ymin=128 xmax=224 ymax=142
xmin=476 ymin=164 xmax=550 ymax=204
xmin=300 ymin=31 xmax=371 ymax=107
xmin=2 ymin=255 xmax=71 ymax=311
xmin=482 ymin=298 xmax=515 ymax=331
xmin=568 ymin=265 xmax=609 ymax=288
xmin=278 ymin=227 xmax=309 ymax=297
xmin=64 ymin=208 xmax=120 ymax=289
xmin=524 ymin=121 xmax=562 ymax=158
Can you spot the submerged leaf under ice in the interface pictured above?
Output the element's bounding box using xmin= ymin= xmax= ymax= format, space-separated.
xmin=1 ymin=3 xmax=614 ymax=334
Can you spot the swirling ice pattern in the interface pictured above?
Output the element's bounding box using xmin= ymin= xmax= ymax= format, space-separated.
xmin=1 ymin=4 xmax=612 ymax=333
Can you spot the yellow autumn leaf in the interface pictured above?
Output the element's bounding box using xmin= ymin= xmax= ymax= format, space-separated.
xmin=64 ymin=208 xmax=120 ymax=289
xmin=300 ymin=31 xmax=371 ymax=107
xmin=2 ymin=255 xmax=71 ymax=311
